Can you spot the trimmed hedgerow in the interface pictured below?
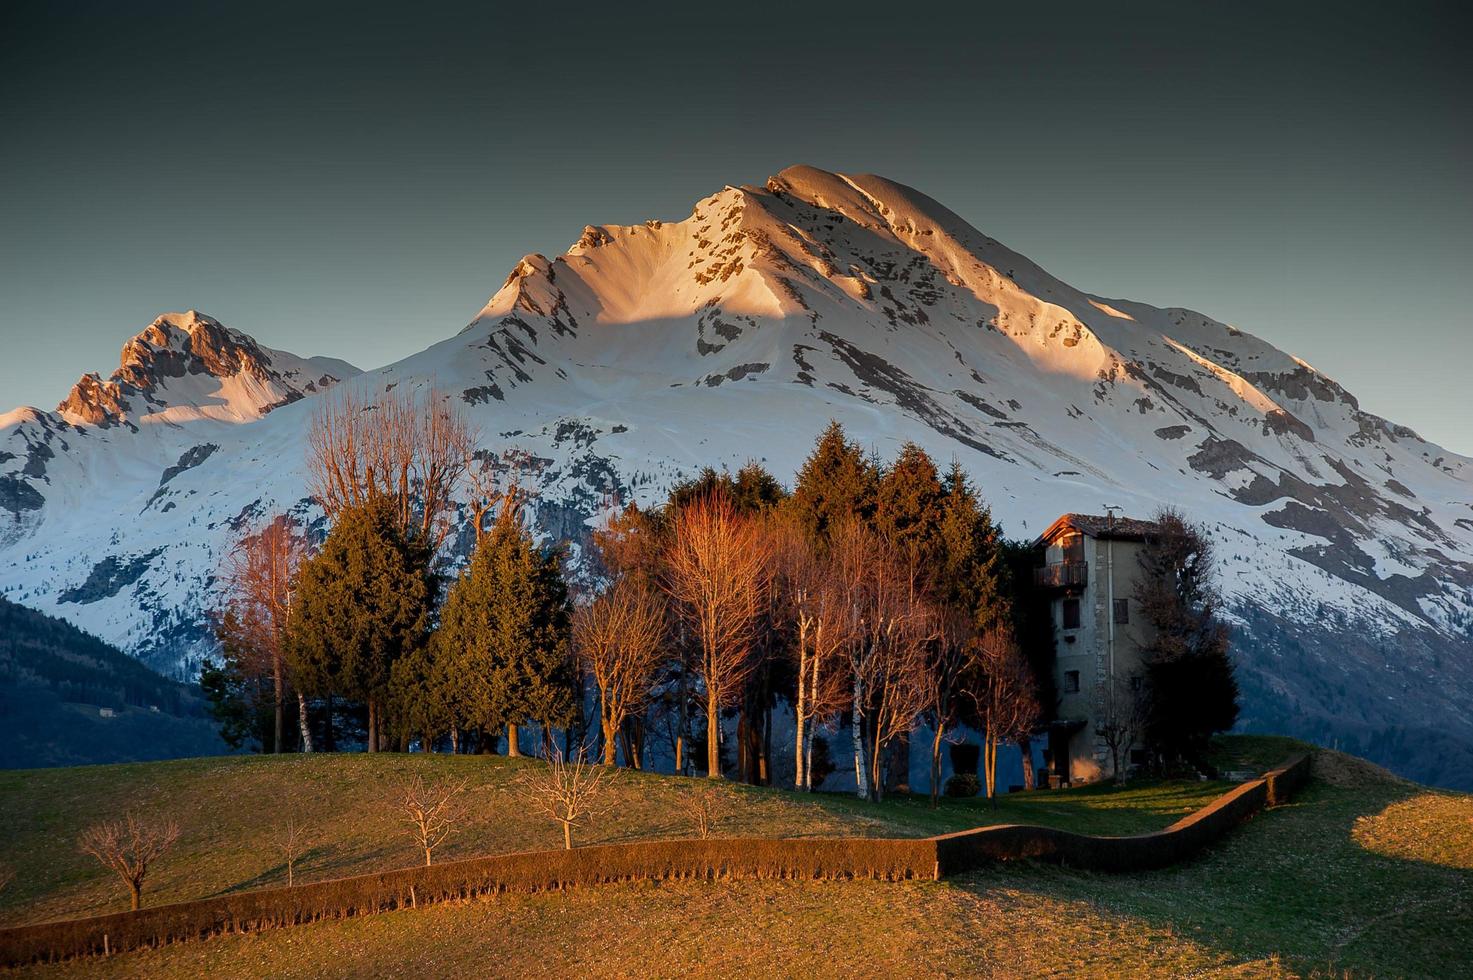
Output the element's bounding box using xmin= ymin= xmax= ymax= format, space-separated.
xmin=933 ymin=752 xmax=1311 ymax=875
xmin=0 ymin=753 xmax=1311 ymax=967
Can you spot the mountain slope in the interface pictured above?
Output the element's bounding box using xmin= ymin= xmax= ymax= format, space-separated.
xmin=1 ymin=166 xmax=1469 ymax=785
xmin=0 ymin=595 xmax=224 ymax=767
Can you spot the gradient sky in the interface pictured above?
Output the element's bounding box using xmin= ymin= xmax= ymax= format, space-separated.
xmin=2 ymin=1 xmax=1469 ymax=452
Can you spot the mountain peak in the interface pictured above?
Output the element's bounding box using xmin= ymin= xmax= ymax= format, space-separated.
xmin=55 ymin=312 xmax=359 ymax=427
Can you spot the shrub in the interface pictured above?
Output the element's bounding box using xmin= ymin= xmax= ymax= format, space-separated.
xmin=945 ymin=773 xmax=981 ymax=798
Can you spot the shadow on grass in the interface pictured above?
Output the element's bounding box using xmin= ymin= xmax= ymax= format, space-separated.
xmin=944 ymin=765 xmax=1473 ymax=978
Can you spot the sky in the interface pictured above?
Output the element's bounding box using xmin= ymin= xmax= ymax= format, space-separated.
xmin=2 ymin=1 xmax=1469 ymax=453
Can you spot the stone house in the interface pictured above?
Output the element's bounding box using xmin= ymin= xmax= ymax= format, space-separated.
xmin=1033 ymin=512 xmax=1159 ymax=785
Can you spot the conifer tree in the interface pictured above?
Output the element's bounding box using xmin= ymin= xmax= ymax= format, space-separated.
xmin=286 ymin=494 xmax=434 ymax=751
xmin=875 ymin=442 xmax=946 ymax=567
xmin=435 ymin=503 xmax=576 ymax=755
xmin=787 ymin=421 xmax=878 ymax=546
xmin=936 ymin=461 xmax=1010 ymax=632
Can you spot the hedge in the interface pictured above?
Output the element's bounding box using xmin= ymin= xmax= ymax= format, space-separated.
xmin=0 ymin=752 xmax=1311 ymax=966
xmin=935 ymin=751 xmax=1311 ymax=874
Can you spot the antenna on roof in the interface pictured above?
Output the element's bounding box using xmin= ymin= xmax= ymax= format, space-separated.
xmin=1103 ymin=505 xmax=1122 ymax=684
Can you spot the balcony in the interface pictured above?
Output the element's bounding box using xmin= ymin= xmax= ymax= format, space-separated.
xmin=1034 ymin=560 xmax=1087 ymax=590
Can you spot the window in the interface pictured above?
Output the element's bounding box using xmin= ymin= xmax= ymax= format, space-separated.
xmin=1062 ymin=533 xmax=1085 ymax=564
xmin=1062 ymin=598 xmax=1081 ymax=630
xmin=1063 ymin=670 xmax=1080 ymax=694
xmin=1113 ymin=598 xmax=1129 ymax=624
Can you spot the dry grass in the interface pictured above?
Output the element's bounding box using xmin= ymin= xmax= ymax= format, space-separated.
xmin=1352 ymin=793 xmax=1473 ymax=870
xmin=0 ymin=755 xmax=860 ymax=926
xmin=12 ymin=877 xmax=1293 ymax=979
xmin=0 ymin=753 xmax=1224 ymax=928
xmin=7 ymin=741 xmax=1468 ymax=978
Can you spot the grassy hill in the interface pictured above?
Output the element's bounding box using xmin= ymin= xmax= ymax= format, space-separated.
xmin=0 ymin=597 xmax=224 ymax=768
xmin=3 ymin=738 xmax=1470 ymax=977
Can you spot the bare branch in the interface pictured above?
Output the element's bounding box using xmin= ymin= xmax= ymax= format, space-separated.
xmin=514 ymin=749 xmax=612 ymax=849
xmin=399 ymin=774 xmax=470 ymax=867
xmin=676 ymin=782 xmax=734 ymax=840
xmin=78 ymin=813 xmax=180 ymax=911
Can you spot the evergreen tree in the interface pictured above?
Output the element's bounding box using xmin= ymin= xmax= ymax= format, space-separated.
xmin=436 ymin=505 xmax=576 ymax=755
xmin=936 ymin=461 xmax=1009 ymax=630
xmin=787 ymin=421 xmax=878 ymax=545
xmin=666 ymin=462 xmax=785 ymax=516
xmin=286 ymin=494 xmax=434 ymax=751
xmin=875 ymin=443 xmax=946 ymax=568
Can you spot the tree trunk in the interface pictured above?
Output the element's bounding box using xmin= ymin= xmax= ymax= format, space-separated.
xmin=562 ymin=821 xmax=572 ymax=850
xmin=706 ymin=687 xmax=721 ymax=778
xmin=128 ymin=880 xmax=141 ymax=911
xmin=449 ymin=723 xmax=459 ymax=754
xmin=677 ymin=660 xmax=690 ymax=775
xmin=507 ymin=723 xmax=521 ymax=758
xmin=930 ymin=723 xmax=945 ymax=808
xmin=296 ymin=691 xmax=314 ymax=753
xmin=804 ymin=726 xmax=816 ymax=791
xmin=984 ymin=734 xmax=998 ymax=805
xmin=367 ymin=701 xmax=378 ymax=753
xmin=424 ymin=847 xmax=432 ymax=867
xmin=273 ymin=661 xmax=285 ymax=754
xmin=852 ymin=676 xmax=868 ymax=800
xmin=324 ymin=693 xmax=335 ymax=752
xmin=794 ymin=624 xmax=808 ymax=790
xmin=866 ymin=710 xmax=877 ymax=801
xmin=629 ymin=716 xmax=643 ymax=770
xmin=760 ymin=698 xmax=771 ymax=785
xmin=602 ymin=717 xmax=618 ymax=765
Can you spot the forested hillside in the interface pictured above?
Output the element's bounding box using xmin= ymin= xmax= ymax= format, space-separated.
xmin=0 ymin=596 xmax=224 ymax=767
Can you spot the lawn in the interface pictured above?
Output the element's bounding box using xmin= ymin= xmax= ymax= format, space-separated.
xmin=0 ymin=749 xmax=1231 ymax=929
xmin=11 ymin=748 xmax=1470 ymax=978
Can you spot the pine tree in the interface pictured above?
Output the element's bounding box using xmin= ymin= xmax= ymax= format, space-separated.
xmin=875 ymin=442 xmax=946 ymax=567
xmin=787 ymin=421 xmax=878 ymax=546
xmin=435 ymin=505 xmax=576 ymax=755
xmin=936 ymin=461 xmax=1009 ymax=631
xmin=286 ymin=494 xmax=433 ymax=751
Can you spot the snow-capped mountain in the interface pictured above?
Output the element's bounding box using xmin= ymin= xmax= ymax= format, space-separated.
xmin=3 ymin=166 xmax=1470 ymax=785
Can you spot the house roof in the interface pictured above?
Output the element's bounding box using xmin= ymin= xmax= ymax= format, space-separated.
xmin=1034 ymin=512 xmax=1161 ymax=546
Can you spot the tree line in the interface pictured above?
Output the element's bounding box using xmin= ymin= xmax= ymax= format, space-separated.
xmin=207 ymin=388 xmax=1238 ymax=801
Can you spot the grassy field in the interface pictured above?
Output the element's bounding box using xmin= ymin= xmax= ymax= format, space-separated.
xmin=6 ymin=739 xmax=1470 ymax=977
xmin=0 ymin=750 xmax=1227 ymax=928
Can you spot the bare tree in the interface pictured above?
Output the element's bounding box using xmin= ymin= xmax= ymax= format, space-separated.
xmin=78 ymin=813 xmax=180 ymax=911
xmin=829 ymin=521 xmax=933 ymax=802
xmin=575 ymin=578 xmax=667 ymax=766
xmin=662 ymin=494 xmax=771 ymax=779
xmin=922 ymin=605 xmax=972 ymax=807
xmin=306 ymin=385 xmax=476 ymax=549
xmin=856 ymin=559 xmax=934 ymax=803
xmin=1096 ymin=673 xmax=1149 ymax=783
xmin=969 ymin=628 xmax=1039 ymax=804
xmin=399 ymin=774 xmax=470 ymax=867
xmin=787 ymin=541 xmax=854 ymax=791
xmin=515 ymin=749 xmax=612 ymax=850
xmin=272 ymin=813 xmax=312 ymax=886
xmin=677 ymin=782 xmax=733 ymax=839
xmin=220 ymin=515 xmax=309 ymax=752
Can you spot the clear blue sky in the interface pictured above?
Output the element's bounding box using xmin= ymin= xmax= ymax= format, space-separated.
xmin=2 ymin=1 xmax=1469 ymax=453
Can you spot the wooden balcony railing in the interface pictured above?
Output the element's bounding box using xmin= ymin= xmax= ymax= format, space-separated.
xmin=1034 ymin=561 xmax=1087 ymax=589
